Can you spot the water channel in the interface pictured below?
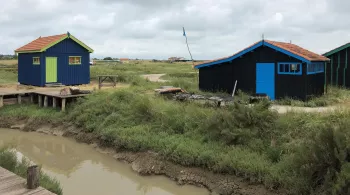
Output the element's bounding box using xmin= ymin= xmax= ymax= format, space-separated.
xmin=0 ymin=128 xmax=209 ymax=195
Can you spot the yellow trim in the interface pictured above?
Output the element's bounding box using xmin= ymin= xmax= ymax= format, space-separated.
xmin=33 ymin=57 xmax=40 ymax=65
xmin=15 ymin=33 xmax=94 ymax=54
xmin=69 ymin=56 xmax=82 ymax=65
xmin=69 ymin=35 xmax=94 ymax=53
xmin=15 ymin=50 xmax=41 ymax=54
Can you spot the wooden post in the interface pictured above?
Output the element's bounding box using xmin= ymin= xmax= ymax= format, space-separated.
xmin=113 ymin=76 xmax=116 ymax=88
xmin=30 ymin=94 xmax=34 ymax=103
xmin=53 ymin=98 xmax=57 ymax=108
xmin=61 ymin=98 xmax=66 ymax=112
xmin=0 ymin=96 xmax=3 ymax=108
xmin=38 ymin=95 xmax=42 ymax=107
xmin=44 ymin=96 xmax=48 ymax=107
xmin=17 ymin=95 xmax=22 ymax=104
xmin=27 ymin=165 xmax=40 ymax=189
xmin=98 ymin=76 xmax=101 ymax=90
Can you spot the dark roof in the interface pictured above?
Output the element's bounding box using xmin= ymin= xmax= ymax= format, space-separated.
xmin=195 ymin=40 xmax=329 ymax=69
xmin=15 ymin=33 xmax=94 ymax=53
xmin=323 ymin=42 xmax=350 ymax=57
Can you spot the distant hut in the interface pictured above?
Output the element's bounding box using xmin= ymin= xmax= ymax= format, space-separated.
xmin=119 ymin=58 xmax=129 ymax=63
xmin=194 ymin=40 xmax=329 ymax=101
xmin=15 ymin=32 xmax=93 ymax=86
xmin=323 ymin=42 xmax=350 ymax=87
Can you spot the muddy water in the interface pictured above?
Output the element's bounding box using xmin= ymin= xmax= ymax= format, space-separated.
xmin=0 ymin=129 xmax=209 ymax=195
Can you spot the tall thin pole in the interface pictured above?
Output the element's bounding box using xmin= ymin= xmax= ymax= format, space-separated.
xmin=183 ymin=27 xmax=195 ymax=67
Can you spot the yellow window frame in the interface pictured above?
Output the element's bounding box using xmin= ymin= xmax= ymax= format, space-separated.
xmin=33 ymin=57 xmax=40 ymax=65
xmin=69 ymin=56 xmax=82 ymax=65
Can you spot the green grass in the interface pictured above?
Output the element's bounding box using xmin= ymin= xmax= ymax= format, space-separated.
xmin=0 ymin=69 xmax=17 ymax=84
xmin=275 ymin=86 xmax=350 ymax=107
xmin=2 ymin=88 xmax=350 ymax=194
xmin=60 ymin=88 xmax=350 ymax=194
xmin=3 ymin=60 xmax=350 ymax=194
xmin=0 ymin=104 xmax=63 ymax=121
xmin=0 ymin=147 xmax=62 ymax=195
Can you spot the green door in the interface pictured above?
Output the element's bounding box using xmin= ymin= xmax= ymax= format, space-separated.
xmin=46 ymin=57 xmax=57 ymax=83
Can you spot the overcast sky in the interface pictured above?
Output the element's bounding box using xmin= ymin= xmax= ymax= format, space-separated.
xmin=1 ymin=0 xmax=350 ymax=60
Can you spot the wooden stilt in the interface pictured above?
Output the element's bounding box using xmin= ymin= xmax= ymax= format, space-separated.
xmin=27 ymin=165 xmax=40 ymax=189
xmin=30 ymin=94 xmax=34 ymax=103
xmin=98 ymin=76 xmax=101 ymax=90
xmin=17 ymin=95 xmax=22 ymax=104
xmin=61 ymin=98 xmax=66 ymax=112
xmin=53 ymin=97 xmax=57 ymax=108
xmin=0 ymin=96 xmax=3 ymax=108
xmin=38 ymin=95 xmax=42 ymax=107
xmin=44 ymin=96 xmax=48 ymax=107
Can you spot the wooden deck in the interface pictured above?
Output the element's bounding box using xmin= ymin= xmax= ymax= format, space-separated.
xmin=0 ymin=167 xmax=56 ymax=195
xmin=0 ymin=89 xmax=90 ymax=111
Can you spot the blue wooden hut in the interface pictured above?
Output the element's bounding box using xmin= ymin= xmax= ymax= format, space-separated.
xmin=194 ymin=40 xmax=330 ymax=101
xmin=15 ymin=32 xmax=93 ymax=86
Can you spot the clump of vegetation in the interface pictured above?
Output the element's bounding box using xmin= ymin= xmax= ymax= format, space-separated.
xmin=276 ymin=86 xmax=350 ymax=107
xmin=3 ymin=88 xmax=350 ymax=194
xmin=0 ymin=147 xmax=62 ymax=195
xmin=3 ymin=59 xmax=350 ymax=194
xmin=0 ymin=104 xmax=63 ymax=121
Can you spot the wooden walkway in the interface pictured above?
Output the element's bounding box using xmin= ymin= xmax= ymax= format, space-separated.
xmin=0 ymin=167 xmax=56 ymax=195
xmin=0 ymin=89 xmax=90 ymax=111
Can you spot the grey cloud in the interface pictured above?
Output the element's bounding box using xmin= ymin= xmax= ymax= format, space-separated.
xmin=1 ymin=0 xmax=350 ymax=59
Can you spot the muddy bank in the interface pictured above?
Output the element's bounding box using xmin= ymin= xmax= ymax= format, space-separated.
xmin=0 ymin=117 xmax=281 ymax=195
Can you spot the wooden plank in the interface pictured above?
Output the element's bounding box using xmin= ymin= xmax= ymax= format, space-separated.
xmin=52 ymin=98 xmax=57 ymax=108
xmin=61 ymin=98 xmax=66 ymax=112
xmin=38 ymin=95 xmax=42 ymax=107
xmin=17 ymin=95 xmax=22 ymax=104
xmin=0 ymin=96 xmax=3 ymax=108
xmin=34 ymin=92 xmax=89 ymax=99
xmin=44 ymin=96 xmax=48 ymax=108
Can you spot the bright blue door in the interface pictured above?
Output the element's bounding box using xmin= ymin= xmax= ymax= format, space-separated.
xmin=256 ymin=63 xmax=275 ymax=100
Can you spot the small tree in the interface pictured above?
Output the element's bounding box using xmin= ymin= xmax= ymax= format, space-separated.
xmin=103 ymin=57 xmax=113 ymax=60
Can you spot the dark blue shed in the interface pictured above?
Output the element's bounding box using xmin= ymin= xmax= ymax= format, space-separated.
xmin=15 ymin=32 xmax=93 ymax=86
xmin=194 ymin=40 xmax=330 ymax=101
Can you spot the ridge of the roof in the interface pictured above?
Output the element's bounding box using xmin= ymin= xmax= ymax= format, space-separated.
xmin=15 ymin=33 xmax=94 ymax=53
xmin=15 ymin=33 xmax=67 ymax=53
xmin=323 ymin=42 xmax=350 ymax=57
xmin=194 ymin=40 xmax=329 ymax=69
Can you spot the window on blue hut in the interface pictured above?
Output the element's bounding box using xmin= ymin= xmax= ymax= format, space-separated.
xmin=278 ymin=63 xmax=301 ymax=75
xmin=33 ymin=57 xmax=40 ymax=65
xmin=69 ymin=56 xmax=81 ymax=65
xmin=307 ymin=63 xmax=324 ymax=75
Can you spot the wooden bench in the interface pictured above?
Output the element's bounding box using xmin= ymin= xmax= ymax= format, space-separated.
xmin=97 ymin=75 xmax=118 ymax=89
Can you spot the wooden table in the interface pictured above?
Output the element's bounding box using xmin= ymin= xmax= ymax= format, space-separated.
xmin=97 ymin=75 xmax=118 ymax=89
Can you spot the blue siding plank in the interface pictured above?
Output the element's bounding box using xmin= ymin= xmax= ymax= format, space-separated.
xmin=18 ymin=53 xmax=43 ymax=86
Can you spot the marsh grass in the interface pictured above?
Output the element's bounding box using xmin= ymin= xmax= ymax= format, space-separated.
xmin=275 ymin=86 xmax=350 ymax=107
xmin=0 ymin=69 xmax=17 ymax=84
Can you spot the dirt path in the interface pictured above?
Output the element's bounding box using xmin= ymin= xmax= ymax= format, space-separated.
xmin=141 ymin=74 xmax=167 ymax=82
xmin=271 ymin=105 xmax=338 ymax=114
